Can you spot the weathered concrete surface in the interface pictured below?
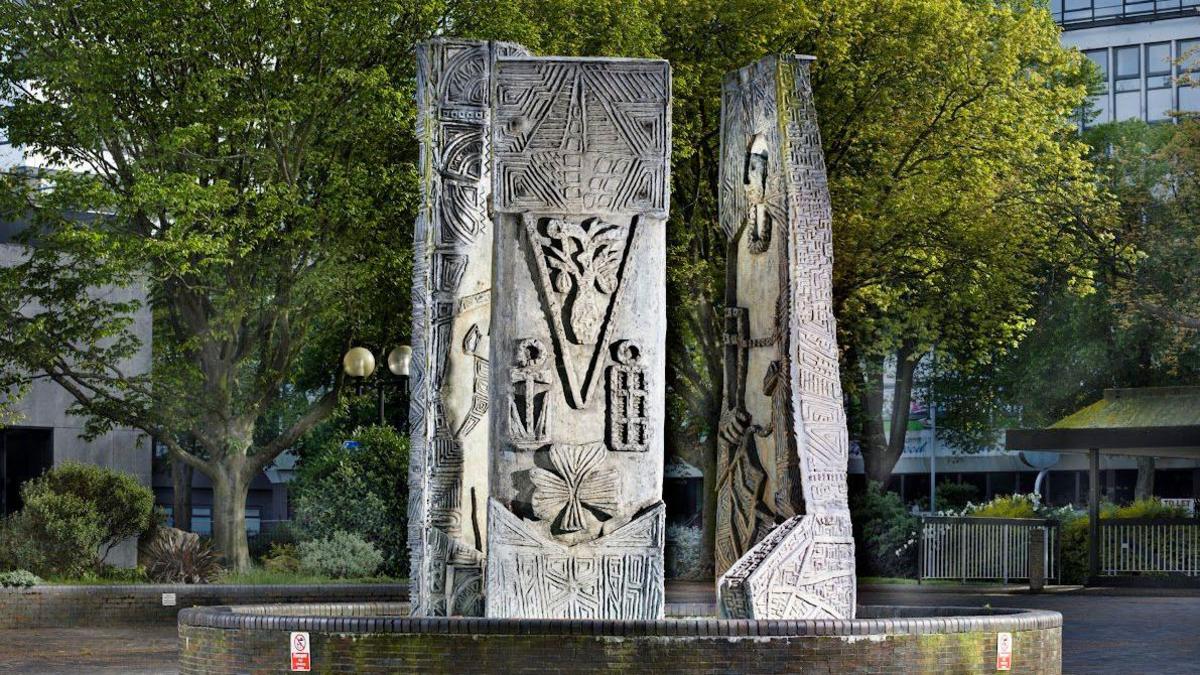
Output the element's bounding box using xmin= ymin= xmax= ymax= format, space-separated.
xmin=715 ymin=55 xmax=855 ymax=620
xmin=486 ymin=55 xmax=672 ymax=620
xmin=408 ymin=38 xmax=526 ymax=617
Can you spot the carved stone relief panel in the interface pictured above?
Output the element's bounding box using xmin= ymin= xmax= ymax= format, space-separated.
xmin=716 ymin=54 xmax=856 ymax=620
xmin=487 ymin=56 xmax=670 ymax=620
xmin=409 ymin=38 xmax=527 ymax=618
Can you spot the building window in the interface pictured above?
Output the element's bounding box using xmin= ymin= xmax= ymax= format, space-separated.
xmin=193 ymin=506 xmax=212 ymax=536
xmin=1083 ymin=48 xmax=1110 ymax=127
xmin=1146 ymin=42 xmax=1172 ymax=122
xmin=1181 ymin=39 xmax=1200 ymax=114
xmin=162 ymin=505 xmax=174 ymax=528
xmin=1114 ymin=45 xmax=1141 ymax=121
xmin=246 ymin=507 xmax=261 ymax=536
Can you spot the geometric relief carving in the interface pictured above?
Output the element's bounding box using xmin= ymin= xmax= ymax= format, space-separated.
xmin=409 ymin=38 xmax=529 ymax=618
xmin=487 ymin=54 xmax=670 ymax=620
xmin=606 ymin=340 xmax=649 ymax=452
xmin=486 ymin=499 xmax=665 ymax=620
xmin=717 ymin=54 xmax=856 ymax=620
xmin=509 ymin=338 xmax=552 ymax=450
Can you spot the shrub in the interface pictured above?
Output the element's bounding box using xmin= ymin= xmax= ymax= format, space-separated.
xmin=292 ymin=426 xmax=408 ymax=575
xmin=1107 ymin=498 xmax=1191 ymax=520
xmin=665 ymin=524 xmax=702 ymax=579
xmin=0 ymin=570 xmax=43 ymax=588
xmin=261 ymin=543 xmax=302 ymax=574
xmin=933 ymin=481 xmax=979 ymax=512
xmin=143 ymin=528 xmax=223 ymax=583
xmin=968 ymin=493 xmax=1039 ymax=519
xmin=850 ymin=483 xmax=920 ymax=578
xmin=0 ymin=489 xmax=106 ymax=577
xmin=298 ymin=531 xmax=382 ymax=579
xmin=23 ymin=462 xmax=155 ymax=561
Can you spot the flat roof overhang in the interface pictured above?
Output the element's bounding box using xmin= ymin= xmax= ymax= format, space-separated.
xmin=1005 ymin=425 xmax=1200 ymax=459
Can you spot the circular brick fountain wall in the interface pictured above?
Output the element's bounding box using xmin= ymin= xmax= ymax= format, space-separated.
xmin=178 ymin=603 xmax=1061 ymax=674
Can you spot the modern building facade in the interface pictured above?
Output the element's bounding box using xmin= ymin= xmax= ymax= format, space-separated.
xmin=1052 ymin=1 xmax=1200 ymax=125
xmin=0 ymin=221 xmax=153 ymax=567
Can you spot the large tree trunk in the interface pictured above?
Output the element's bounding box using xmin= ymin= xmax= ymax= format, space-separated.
xmin=172 ymin=461 xmax=193 ymax=532
xmin=860 ymin=346 xmax=921 ymax=488
xmin=211 ymin=461 xmax=252 ymax=572
xmin=1135 ymin=456 xmax=1155 ymax=501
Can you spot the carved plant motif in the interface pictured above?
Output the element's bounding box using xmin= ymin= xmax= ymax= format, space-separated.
xmin=530 ymin=442 xmax=618 ymax=534
xmin=538 ymin=218 xmax=627 ymax=345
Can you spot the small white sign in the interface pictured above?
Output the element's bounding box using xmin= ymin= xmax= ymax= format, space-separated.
xmin=996 ymin=632 xmax=1013 ymax=671
xmin=290 ymin=631 xmax=311 ymax=672
xmin=161 ymin=593 xmax=177 ymax=607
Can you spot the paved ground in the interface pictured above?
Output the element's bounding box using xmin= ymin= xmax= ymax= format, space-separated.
xmin=861 ymin=588 xmax=1200 ymax=675
xmin=1 ymin=588 xmax=1197 ymax=673
xmin=0 ymin=626 xmax=179 ymax=674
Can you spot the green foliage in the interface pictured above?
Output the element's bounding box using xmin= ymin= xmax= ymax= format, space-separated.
xmin=665 ymin=524 xmax=702 ymax=580
xmin=934 ymin=482 xmax=979 ymax=512
xmin=0 ymin=0 xmax=437 ymax=570
xmin=25 ymin=462 xmax=155 ymax=558
xmin=292 ymin=425 xmax=409 ymax=576
xmin=0 ymin=463 xmax=148 ymax=578
xmin=850 ymin=483 xmax=921 ymax=578
xmin=0 ymin=570 xmax=43 ymax=588
xmin=297 ymin=531 xmax=383 ymax=579
xmin=143 ymin=530 xmax=223 ymax=584
xmin=968 ymin=494 xmax=1040 ymax=519
xmin=1104 ymin=498 xmax=1191 ymax=520
xmin=260 ymin=543 xmax=302 ymax=575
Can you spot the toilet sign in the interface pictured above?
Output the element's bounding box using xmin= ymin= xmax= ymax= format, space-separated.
xmin=996 ymin=632 xmax=1012 ymax=671
xmin=290 ymin=631 xmax=311 ymax=672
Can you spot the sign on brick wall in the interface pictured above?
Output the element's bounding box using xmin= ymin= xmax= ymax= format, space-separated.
xmin=290 ymin=632 xmax=310 ymax=672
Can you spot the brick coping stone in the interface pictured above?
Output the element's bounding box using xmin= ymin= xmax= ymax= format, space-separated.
xmin=180 ymin=602 xmax=1062 ymax=636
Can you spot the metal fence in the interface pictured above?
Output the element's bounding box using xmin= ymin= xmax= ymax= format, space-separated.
xmin=919 ymin=516 xmax=1059 ymax=583
xmin=1098 ymin=518 xmax=1200 ymax=576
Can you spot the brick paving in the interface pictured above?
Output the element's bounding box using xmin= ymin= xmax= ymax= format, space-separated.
xmin=0 ymin=586 xmax=1197 ymax=673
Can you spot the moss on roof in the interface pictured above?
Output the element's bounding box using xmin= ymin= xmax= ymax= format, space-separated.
xmin=1051 ymin=387 xmax=1200 ymax=429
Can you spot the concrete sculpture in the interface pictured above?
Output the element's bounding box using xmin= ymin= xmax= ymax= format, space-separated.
xmin=409 ymin=38 xmax=527 ymax=617
xmin=485 ymin=55 xmax=671 ymax=620
xmin=715 ymin=55 xmax=856 ymax=620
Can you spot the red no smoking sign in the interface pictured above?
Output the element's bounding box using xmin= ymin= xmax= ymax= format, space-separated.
xmin=290 ymin=631 xmax=311 ymax=672
xmin=996 ymin=631 xmax=1013 ymax=671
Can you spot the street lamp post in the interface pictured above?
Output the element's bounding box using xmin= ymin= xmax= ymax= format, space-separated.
xmin=342 ymin=344 xmax=412 ymax=431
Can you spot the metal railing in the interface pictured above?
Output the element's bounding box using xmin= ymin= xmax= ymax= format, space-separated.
xmin=1098 ymin=518 xmax=1200 ymax=576
xmin=1052 ymin=0 xmax=1200 ymax=28
xmin=919 ymin=516 xmax=1060 ymax=583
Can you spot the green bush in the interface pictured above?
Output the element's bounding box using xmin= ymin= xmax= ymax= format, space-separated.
xmin=0 ymin=570 xmax=43 ymax=588
xmin=850 ymin=483 xmax=920 ymax=578
xmin=0 ymin=488 xmax=106 ymax=577
xmin=933 ymin=481 xmax=980 ymax=512
xmin=297 ymin=531 xmax=382 ymax=579
xmin=0 ymin=463 xmax=154 ymax=578
xmin=1106 ymin=498 xmax=1191 ymax=520
xmin=292 ymin=426 xmax=408 ymax=576
xmin=968 ymin=493 xmax=1039 ymax=519
xmin=143 ymin=528 xmax=223 ymax=584
xmin=261 ymin=543 xmax=302 ymax=574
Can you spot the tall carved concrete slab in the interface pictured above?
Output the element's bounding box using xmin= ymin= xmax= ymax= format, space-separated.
xmin=486 ymin=56 xmax=671 ymax=620
xmin=409 ymin=38 xmax=526 ymax=617
xmin=716 ymin=55 xmax=856 ymax=619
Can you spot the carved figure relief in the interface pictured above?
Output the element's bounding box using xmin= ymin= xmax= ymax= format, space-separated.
xmin=487 ymin=55 xmax=670 ymax=620
xmin=716 ymin=54 xmax=856 ymax=620
xmin=409 ymin=38 xmax=529 ymax=618
xmin=606 ymin=340 xmax=649 ymax=452
xmin=509 ymin=338 xmax=553 ymax=449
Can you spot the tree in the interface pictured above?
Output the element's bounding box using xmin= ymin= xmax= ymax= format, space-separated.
xmin=932 ymin=119 xmax=1200 ymax=501
xmin=0 ymin=0 xmax=434 ymax=570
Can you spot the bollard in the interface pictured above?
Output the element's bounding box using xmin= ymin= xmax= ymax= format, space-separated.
xmin=1028 ymin=527 xmax=1045 ymax=593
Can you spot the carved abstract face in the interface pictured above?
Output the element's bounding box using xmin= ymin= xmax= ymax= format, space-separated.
xmin=743 ymin=134 xmax=772 ymax=254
